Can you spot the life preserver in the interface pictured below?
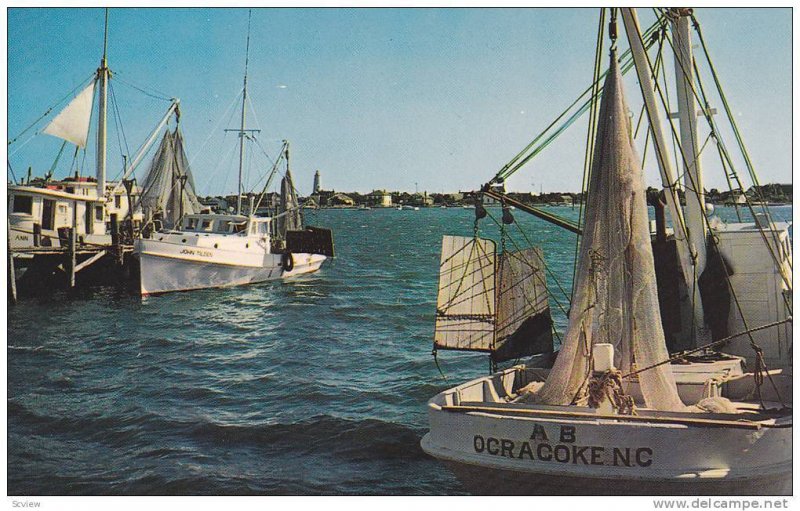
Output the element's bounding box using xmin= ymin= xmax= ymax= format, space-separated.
xmin=282 ymin=252 xmax=294 ymax=272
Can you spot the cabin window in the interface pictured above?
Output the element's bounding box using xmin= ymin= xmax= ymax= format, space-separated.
xmin=186 ymin=218 xmax=198 ymax=230
xmin=95 ymin=206 xmax=103 ymax=221
xmin=115 ymin=195 xmax=122 ymax=208
xmin=201 ymin=220 xmax=212 ymax=230
xmin=66 ymin=187 xmax=75 ymax=194
xmin=58 ymin=205 xmax=67 ymax=214
xmin=12 ymin=196 xmax=33 ymax=214
xmin=258 ymin=222 xmax=269 ymax=235
xmin=41 ymin=199 xmax=56 ymax=230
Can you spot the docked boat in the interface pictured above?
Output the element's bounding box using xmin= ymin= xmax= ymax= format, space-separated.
xmin=135 ymin=211 xmax=328 ymax=296
xmin=134 ymin=11 xmax=333 ymax=295
xmin=422 ymin=8 xmax=791 ymax=495
xmin=8 ymin=10 xmax=180 ymax=251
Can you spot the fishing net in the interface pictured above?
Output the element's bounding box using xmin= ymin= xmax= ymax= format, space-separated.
xmin=529 ymin=53 xmax=685 ymax=412
xmin=138 ymin=128 xmax=202 ymax=229
xmin=277 ymin=168 xmax=302 ymax=238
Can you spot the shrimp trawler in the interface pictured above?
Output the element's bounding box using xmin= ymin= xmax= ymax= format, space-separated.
xmin=8 ymin=10 xmax=181 ymax=251
xmin=133 ymin=11 xmax=333 ymax=295
xmin=422 ymin=8 xmax=791 ymax=495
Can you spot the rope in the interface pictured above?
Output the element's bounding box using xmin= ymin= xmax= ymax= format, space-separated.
xmin=587 ymin=369 xmax=636 ymax=415
xmin=621 ymin=317 xmax=793 ymax=381
xmin=432 ymin=349 xmax=448 ymax=381
xmin=113 ymin=73 xmax=174 ymax=102
xmin=572 ymin=8 xmax=605 ymax=302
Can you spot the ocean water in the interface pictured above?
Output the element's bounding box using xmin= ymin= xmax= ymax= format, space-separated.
xmin=7 ymin=205 xmax=792 ymax=495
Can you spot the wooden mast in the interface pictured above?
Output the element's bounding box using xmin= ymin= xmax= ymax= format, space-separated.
xmin=96 ymin=8 xmax=109 ymax=200
xmin=236 ymin=10 xmax=253 ymax=215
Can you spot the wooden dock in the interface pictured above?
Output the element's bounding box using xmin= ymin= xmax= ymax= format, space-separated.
xmin=8 ymin=215 xmax=138 ymax=303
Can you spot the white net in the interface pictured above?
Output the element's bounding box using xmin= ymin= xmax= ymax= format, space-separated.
xmin=278 ymin=168 xmax=303 ymax=238
xmin=530 ymin=53 xmax=685 ymax=412
xmin=138 ymin=128 xmax=202 ymax=229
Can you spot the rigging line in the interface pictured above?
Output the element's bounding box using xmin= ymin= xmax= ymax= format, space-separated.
xmin=691 ymin=16 xmax=774 ymax=217
xmin=252 ymin=142 xmax=287 ymax=212
xmin=189 ymin=88 xmax=244 ymax=168
xmin=112 ymin=73 xmax=173 ymax=102
xmin=676 ymin=22 xmax=791 ymax=291
xmin=499 ymin=211 xmax=572 ymax=318
xmin=8 ymin=73 xmax=96 ymax=146
xmin=499 ymin=50 xmax=647 ymax=182
xmin=494 ymin=16 xmax=665 ymax=183
xmin=7 ymin=161 xmax=18 ymax=184
xmin=108 ymin=80 xmax=131 ymax=183
xmin=691 ymin=32 xmax=787 ymax=278
xmin=572 ymin=7 xmax=605 ymax=302
xmin=110 ymin=80 xmax=131 ymax=159
xmin=7 ymin=133 xmax=39 ymax=159
xmin=621 ymin=317 xmax=792 ymax=380
xmin=693 ymin=57 xmax=741 ymax=221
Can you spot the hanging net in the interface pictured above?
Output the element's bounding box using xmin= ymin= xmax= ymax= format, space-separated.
xmin=277 ymin=168 xmax=303 ymax=238
xmin=138 ymin=128 xmax=202 ymax=229
xmin=528 ymin=52 xmax=685 ymax=412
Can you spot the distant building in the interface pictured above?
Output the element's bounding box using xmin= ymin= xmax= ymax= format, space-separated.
xmin=200 ymin=197 xmax=229 ymax=213
xmin=369 ymin=190 xmax=392 ymax=207
xmin=413 ymin=191 xmax=434 ymax=207
xmin=328 ymin=193 xmax=355 ymax=207
xmin=446 ymin=192 xmax=464 ymax=203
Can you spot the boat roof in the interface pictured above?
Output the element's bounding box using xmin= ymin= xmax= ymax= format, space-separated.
xmin=9 ymin=185 xmax=98 ymax=202
xmin=183 ymin=213 xmax=272 ymax=222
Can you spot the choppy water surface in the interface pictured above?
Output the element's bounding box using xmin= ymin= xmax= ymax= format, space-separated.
xmin=7 ymin=205 xmax=792 ymax=495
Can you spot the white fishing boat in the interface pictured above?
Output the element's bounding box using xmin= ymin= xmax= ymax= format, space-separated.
xmin=136 ymin=213 xmax=327 ymax=296
xmin=133 ymin=11 xmax=333 ymax=295
xmin=422 ymin=8 xmax=791 ymax=495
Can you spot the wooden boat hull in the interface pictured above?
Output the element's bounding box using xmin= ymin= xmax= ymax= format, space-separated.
xmin=428 ymin=448 xmax=791 ymax=495
xmin=421 ymin=368 xmax=792 ymax=496
xmin=136 ymin=239 xmax=325 ymax=295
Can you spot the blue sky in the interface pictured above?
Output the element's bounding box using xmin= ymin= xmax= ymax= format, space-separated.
xmin=7 ymin=7 xmax=792 ymax=196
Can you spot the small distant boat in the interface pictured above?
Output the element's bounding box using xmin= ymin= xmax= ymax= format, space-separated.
xmin=357 ymin=205 xmax=371 ymax=211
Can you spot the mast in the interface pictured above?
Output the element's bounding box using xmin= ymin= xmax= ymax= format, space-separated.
xmin=236 ymin=10 xmax=253 ymax=215
xmin=96 ymin=8 xmax=110 ymax=199
xmin=671 ymin=8 xmax=707 ymax=283
xmin=621 ymin=8 xmax=708 ymax=346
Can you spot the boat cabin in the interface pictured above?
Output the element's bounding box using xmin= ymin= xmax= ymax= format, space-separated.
xmin=8 ymin=178 xmax=141 ymax=249
xmin=177 ymin=213 xmax=273 ymax=239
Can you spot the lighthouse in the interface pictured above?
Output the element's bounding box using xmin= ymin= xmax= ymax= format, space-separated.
xmin=313 ymin=170 xmax=321 ymax=194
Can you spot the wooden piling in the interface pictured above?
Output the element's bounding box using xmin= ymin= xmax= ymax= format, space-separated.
xmin=33 ymin=223 xmax=41 ymax=247
xmin=66 ymin=227 xmax=76 ymax=288
xmin=69 ymin=201 xmax=77 ymax=287
xmin=8 ymin=220 xmax=17 ymax=305
xmin=110 ymin=213 xmax=123 ymax=266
